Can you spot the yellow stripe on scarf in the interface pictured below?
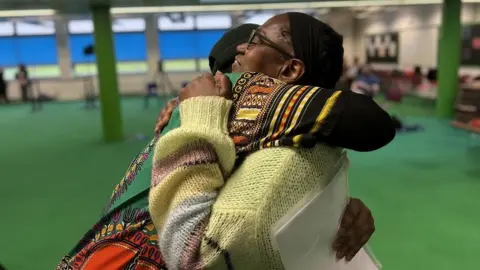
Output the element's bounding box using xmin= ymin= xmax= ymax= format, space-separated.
xmin=293 ymin=90 xmax=342 ymax=147
xmin=310 ymin=90 xmax=342 ymax=133
xmin=236 ymin=108 xmax=261 ymax=121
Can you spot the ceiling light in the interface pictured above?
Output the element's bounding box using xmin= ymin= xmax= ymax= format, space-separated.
xmin=0 ymin=9 xmax=55 ymax=18
xmin=111 ymin=1 xmax=449 ymax=14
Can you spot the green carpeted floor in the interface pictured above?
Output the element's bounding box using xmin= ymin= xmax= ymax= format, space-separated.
xmin=0 ymin=96 xmax=479 ymax=270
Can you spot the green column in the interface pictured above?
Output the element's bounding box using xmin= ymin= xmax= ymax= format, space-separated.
xmin=436 ymin=0 xmax=462 ymax=118
xmin=92 ymin=5 xmax=123 ymax=142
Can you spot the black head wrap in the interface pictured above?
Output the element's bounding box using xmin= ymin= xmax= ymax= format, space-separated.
xmin=286 ymin=12 xmax=344 ymax=88
xmin=209 ymin=23 xmax=259 ymax=74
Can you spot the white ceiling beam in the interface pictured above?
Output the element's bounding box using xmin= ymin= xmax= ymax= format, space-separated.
xmin=0 ymin=0 xmax=479 ymax=18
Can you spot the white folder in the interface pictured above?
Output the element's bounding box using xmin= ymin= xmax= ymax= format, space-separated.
xmin=270 ymin=154 xmax=381 ymax=270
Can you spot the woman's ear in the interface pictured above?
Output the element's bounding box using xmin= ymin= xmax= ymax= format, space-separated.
xmin=279 ymin=59 xmax=305 ymax=84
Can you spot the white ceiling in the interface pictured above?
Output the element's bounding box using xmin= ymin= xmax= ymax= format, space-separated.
xmin=0 ymin=0 xmax=197 ymax=13
xmin=3 ymin=0 xmax=477 ymax=15
xmin=0 ymin=0 xmax=318 ymax=13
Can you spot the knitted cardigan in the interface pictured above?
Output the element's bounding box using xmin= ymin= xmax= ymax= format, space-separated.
xmin=149 ymin=96 xmax=344 ymax=270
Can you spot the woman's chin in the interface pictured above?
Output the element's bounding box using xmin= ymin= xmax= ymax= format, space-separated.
xmin=232 ymin=63 xmax=243 ymax=73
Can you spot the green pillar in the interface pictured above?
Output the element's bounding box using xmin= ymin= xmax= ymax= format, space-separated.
xmin=92 ymin=5 xmax=123 ymax=142
xmin=436 ymin=0 xmax=462 ymax=118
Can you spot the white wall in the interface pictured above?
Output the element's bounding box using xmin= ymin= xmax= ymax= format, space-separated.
xmin=6 ymin=72 xmax=198 ymax=101
xmin=356 ymin=3 xmax=480 ymax=75
xmin=323 ymin=8 xmax=357 ymax=64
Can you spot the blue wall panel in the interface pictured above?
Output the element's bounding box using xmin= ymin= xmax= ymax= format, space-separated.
xmin=196 ymin=30 xmax=227 ymax=58
xmin=115 ymin=33 xmax=147 ymax=61
xmin=0 ymin=38 xmax=17 ymax=66
xmin=158 ymin=31 xmax=197 ymax=59
xmin=17 ymin=36 xmax=58 ymax=65
xmin=69 ymin=34 xmax=95 ymax=63
xmin=69 ymin=33 xmax=147 ymax=63
xmin=0 ymin=36 xmax=57 ymax=66
xmin=158 ymin=30 xmax=226 ymax=59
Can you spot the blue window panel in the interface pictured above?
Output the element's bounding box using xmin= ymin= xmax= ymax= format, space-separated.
xmin=69 ymin=34 xmax=96 ymax=63
xmin=0 ymin=36 xmax=57 ymax=66
xmin=115 ymin=33 xmax=147 ymax=61
xmin=70 ymin=33 xmax=147 ymax=63
xmin=0 ymin=37 xmax=17 ymax=66
xmin=196 ymin=30 xmax=226 ymax=58
xmin=158 ymin=31 xmax=197 ymax=59
xmin=16 ymin=36 xmax=58 ymax=65
xmin=158 ymin=30 xmax=226 ymax=59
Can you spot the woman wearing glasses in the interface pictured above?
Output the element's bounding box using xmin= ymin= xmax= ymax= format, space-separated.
xmin=57 ymin=13 xmax=393 ymax=270
xmin=150 ymin=13 xmax=393 ymax=270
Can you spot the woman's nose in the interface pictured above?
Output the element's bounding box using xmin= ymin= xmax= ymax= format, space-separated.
xmin=236 ymin=43 xmax=248 ymax=54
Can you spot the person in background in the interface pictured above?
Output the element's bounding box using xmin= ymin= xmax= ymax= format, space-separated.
xmin=335 ymin=57 xmax=352 ymax=89
xmin=15 ymin=64 xmax=30 ymax=102
xmin=145 ymin=61 xmax=176 ymax=108
xmin=412 ymin=65 xmax=423 ymax=88
xmin=351 ymin=64 xmax=381 ymax=97
xmin=385 ymin=69 xmax=404 ymax=102
xmin=156 ymin=60 xmax=174 ymax=95
xmin=0 ymin=68 xmax=8 ymax=104
xmin=346 ymin=56 xmax=360 ymax=88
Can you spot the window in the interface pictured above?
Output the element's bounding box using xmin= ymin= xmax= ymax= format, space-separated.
xmin=0 ymin=21 xmax=15 ymax=67
xmin=15 ymin=20 xmax=55 ymax=35
xmin=68 ymin=18 xmax=147 ymax=76
xmin=0 ymin=19 xmax=59 ymax=78
xmin=0 ymin=37 xmax=17 ymax=66
xmin=68 ymin=19 xmax=93 ymax=34
xmin=113 ymin=18 xmax=147 ymax=62
xmin=158 ymin=30 xmax=226 ymax=59
xmin=115 ymin=33 xmax=147 ymax=61
xmin=157 ymin=13 xmax=231 ymax=72
xmin=157 ymin=14 xmax=195 ymax=31
xmin=113 ymin=18 xmax=146 ymax=32
xmin=0 ymin=21 xmax=15 ymax=36
xmin=195 ymin=13 xmax=232 ymax=30
xmin=69 ymin=34 xmax=95 ymax=63
xmin=16 ymin=36 xmax=58 ymax=65
xmin=243 ymin=11 xmax=277 ymax=25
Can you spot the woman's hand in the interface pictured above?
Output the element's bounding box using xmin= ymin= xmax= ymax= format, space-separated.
xmin=179 ymin=72 xmax=232 ymax=102
xmin=333 ymin=197 xmax=375 ymax=261
xmin=154 ymin=98 xmax=179 ymax=134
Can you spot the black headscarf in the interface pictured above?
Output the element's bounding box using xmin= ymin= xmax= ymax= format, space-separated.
xmin=287 ymin=12 xmax=344 ymax=88
xmin=208 ymin=23 xmax=258 ymax=74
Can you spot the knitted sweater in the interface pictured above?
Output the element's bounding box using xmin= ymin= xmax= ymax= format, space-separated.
xmin=149 ymin=96 xmax=343 ymax=270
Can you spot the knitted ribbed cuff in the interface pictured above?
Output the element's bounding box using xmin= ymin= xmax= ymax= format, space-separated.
xmin=180 ymin=96 xmax=233 ymax=133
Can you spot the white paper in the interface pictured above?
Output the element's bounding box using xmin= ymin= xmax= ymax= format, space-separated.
xmin=271 ymin=155 xmax=381 ymax=270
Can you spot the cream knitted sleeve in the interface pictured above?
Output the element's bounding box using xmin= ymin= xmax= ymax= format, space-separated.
xmin=149 ymin=96 xmax=236 ymax=270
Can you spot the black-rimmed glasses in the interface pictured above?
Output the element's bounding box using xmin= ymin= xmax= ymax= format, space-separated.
xmin=247 ymin=29 xmax=294 ymax=59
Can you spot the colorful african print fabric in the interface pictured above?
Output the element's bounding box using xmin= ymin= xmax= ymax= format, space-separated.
xmin=229 ymin=71 xmax=346 ymax=153
xmin=56 ymin=138 xmax=167 ymax=270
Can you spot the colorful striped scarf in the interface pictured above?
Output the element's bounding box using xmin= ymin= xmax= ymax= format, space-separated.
xmin=229 ymin=71 xmax=345 ymax=153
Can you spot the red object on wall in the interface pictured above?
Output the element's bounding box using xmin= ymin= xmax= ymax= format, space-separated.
xmin=473 ymin=37 xmax=480 ymax=49
xmin=470 ymin=118 xmax=480 ymax=128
